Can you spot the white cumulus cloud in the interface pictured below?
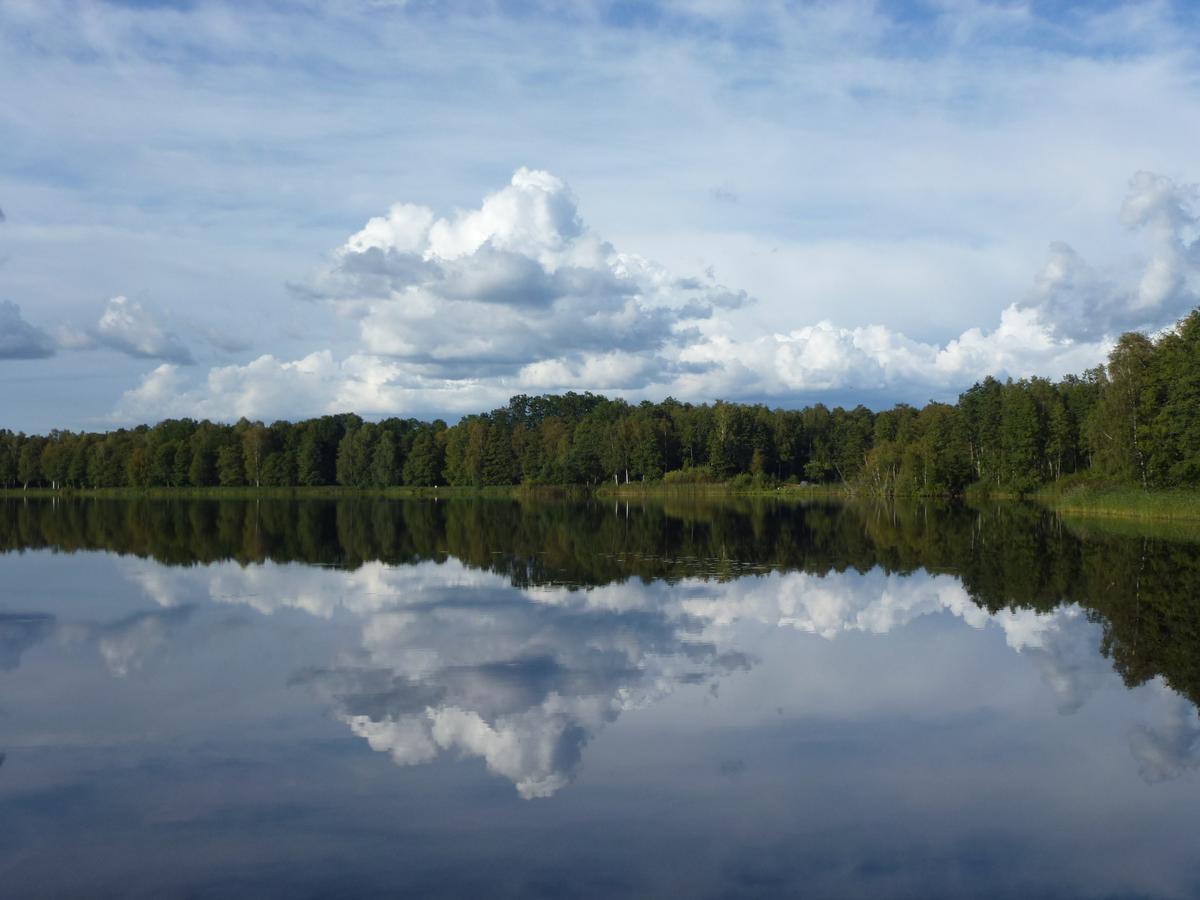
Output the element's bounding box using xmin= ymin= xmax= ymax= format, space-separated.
xmin=315 ymin=167 xmax=743 ymax=380
xmin=1021 ymin=171 xmax=1200 ymax=341
xmin=113 ymin=169 xmax=1200 ymax=423
xmin=62 ymin=296 xmax=195 ymax=365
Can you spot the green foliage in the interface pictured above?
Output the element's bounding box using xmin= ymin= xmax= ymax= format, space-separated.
xmin=241 ymin=422 xmax=269 ymax=488
xmin=402 ymin=429 xmax=442 ymax=486
xmin=336 ymin=424 xmax=377 ymax=488
xmin=662 ymin=465 xmax=716 ymax=485
xmin=372 ymin=430 xmax=401 ymax=487
xmin=216 ymin=445 xmax=245 ymax=487
xmin=0 ymin=438 xmax=15 ymax=487
xmin=173 ymin=441 xmax=192 ymax=487
xmin=17 ymin=439 xmax=43 ymax=488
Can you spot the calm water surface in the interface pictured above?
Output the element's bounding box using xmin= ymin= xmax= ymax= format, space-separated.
xmin=1 ymin=498 xmax=1198 ymax=898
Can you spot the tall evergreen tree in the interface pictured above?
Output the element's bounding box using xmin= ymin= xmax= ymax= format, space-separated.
xmin=402 ymin=430 xmax=441 ymax=486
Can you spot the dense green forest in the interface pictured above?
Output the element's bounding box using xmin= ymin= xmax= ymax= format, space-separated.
xmin=4 ymin=310 xmax=1200 ymax=496
xmin=3 ymin=496 xmax=1198 ymax=708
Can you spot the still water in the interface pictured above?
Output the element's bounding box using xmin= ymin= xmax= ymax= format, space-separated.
xmin=1 ymin=497 xmax=1198 ymax=898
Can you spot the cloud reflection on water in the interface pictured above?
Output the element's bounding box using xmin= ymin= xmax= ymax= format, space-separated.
xmin=87 ymin=557 xmax=1193 ymax=796
xmin=0 ymin=613 xmax=56 ymax=671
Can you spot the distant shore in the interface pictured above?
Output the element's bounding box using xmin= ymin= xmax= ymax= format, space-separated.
xmin=0 ymin=482 xmax=846 ymax=502
xmin=0 ymin=485 xmax=529 ymax=500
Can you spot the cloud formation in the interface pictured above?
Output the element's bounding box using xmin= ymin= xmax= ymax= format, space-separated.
xmin=314 ymin=167 xmax=747 ymax=380
xmin=116 ymin=554 xmax=1155 ymax=797
xmin=316 ymin=574 xmax=747 ymax=799
xmin=0 ymin=612 xmax=56 ymax=670
xmin=0 ymin=301 xmax=56 ymax=360
xmin=1023 ymin=171 xmax=1200 ymax=341
xmin=61 ymin=296 xmax=195 ymax=364
xmin=1130 ymin=694 xmax=1200 ymax=784
xmin=124 ymin=558 xmax=757 ymax=797
xmin=112 ymin=168 xmax=1200 ymax=423
xmin=53 ymin=605 xmax=196 ymax=678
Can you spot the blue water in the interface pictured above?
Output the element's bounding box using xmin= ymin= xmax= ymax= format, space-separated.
xmin=1 ymin=499 xmax=1198 ymax=898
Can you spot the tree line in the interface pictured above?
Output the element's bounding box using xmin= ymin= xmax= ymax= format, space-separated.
xmin=4 ymin=309 xmax=1200 ymax=496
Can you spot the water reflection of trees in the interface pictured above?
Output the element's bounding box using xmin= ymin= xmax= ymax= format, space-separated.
xmin=3 ymin=497 xmax=1199 ymax=707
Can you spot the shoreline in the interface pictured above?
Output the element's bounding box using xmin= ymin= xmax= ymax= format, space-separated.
xmin=3 ymin=481 xmax=1198 ymax=523
xmin=1033 ymin=483 xmax=1200 ymax=524
xmin=0 ymin=483 xmax=849 ymax=501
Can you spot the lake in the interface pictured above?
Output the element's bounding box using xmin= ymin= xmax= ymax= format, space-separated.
xmin=1 ymin=497 xmax=1198 ymax=898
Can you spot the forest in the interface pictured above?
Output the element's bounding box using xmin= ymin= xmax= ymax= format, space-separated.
xmin=3 ymin=309 xmax=1199 ymax=496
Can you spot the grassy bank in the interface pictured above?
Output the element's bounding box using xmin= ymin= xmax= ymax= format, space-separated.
xmin=1035 ymin=479 xmax=1200 ymax=523
xmin=595 ymin=480 xmax=848 ymax=500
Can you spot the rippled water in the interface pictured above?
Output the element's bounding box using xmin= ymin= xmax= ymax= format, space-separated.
xmin=1 ymin=498 xmax=1198 ymax=898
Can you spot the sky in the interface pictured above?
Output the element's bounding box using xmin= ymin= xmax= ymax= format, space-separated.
xmin=2 ymin=0 xmax=1200 ymax=432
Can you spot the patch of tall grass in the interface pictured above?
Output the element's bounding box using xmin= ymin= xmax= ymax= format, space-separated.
xmin=1037 ymin=476 xmax=1200 ymax=522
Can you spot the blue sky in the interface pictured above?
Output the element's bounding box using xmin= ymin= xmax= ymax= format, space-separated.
xmin=2 ymin=0 xmax=1199 ymax=431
